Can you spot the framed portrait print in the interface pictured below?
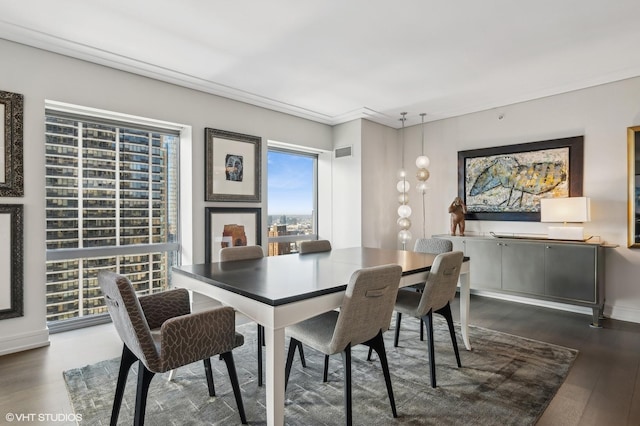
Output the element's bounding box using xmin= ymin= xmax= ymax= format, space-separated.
xmin=0 ymin=91 xmax=24 ymax=197
xmin=205 ymin=128 xmax=261 ymax=202
xmin=458 ymin=136 xmax=583 ymax=221
xmin=205 ymin=207 xmax=262 ymax=262
xmin=0 ymin=204 xmax=23 ymax=319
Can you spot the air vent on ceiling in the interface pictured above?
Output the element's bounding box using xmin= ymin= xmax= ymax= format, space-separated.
xmin=334 ymin=146 xmax=352 ymax=158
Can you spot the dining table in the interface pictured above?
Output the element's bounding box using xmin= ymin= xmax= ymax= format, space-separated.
xmin=172 ymin=246 xmax=471 ymax=426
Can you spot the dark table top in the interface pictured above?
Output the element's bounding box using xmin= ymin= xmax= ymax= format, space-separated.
xmin=173 ymin=247 xmax=438 ymax=306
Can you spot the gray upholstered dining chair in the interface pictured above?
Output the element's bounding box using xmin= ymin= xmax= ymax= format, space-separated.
xmin=394 ymin=251 xmax=464 ymax=388
xmin=299 ymin=239 xmax=332 ymax=254
xmin=219 ymin=245 xmax=305 ymax=386
xmin=98 ymin=271 xmax=247 ymax=425
xmin=284 ymin=264 xmax=402 ymax=426
xmin=414 ymin=237 xmax=453 ymax=255
xmin=411 ymin=237 xmax=454 ymax=339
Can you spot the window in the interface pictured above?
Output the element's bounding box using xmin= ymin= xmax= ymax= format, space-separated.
xmin=45 ymin=104 xmax=180 ymax=330
xmin=267 ymin=148 xmax=318 ymax=255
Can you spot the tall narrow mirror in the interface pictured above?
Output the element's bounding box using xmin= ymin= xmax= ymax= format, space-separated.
xmin=628 ymin=126 xmax=640 ymax=248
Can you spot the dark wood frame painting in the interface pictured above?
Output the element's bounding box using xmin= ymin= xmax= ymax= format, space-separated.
xmin=205 ymin=128 xmax=261 ymax=202
xmin=0 ymin=204 xmax=23 ymax=319
xmin=458 ymin=136 xmax=584 ymax=221
xmin=205 ymin=207 xmax=262 ymax=262
xmin=0 ymin=91 xmax=24 ymax=197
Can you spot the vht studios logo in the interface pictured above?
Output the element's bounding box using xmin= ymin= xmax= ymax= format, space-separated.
xmin=5 ymin=412 xmax=83 ymax=422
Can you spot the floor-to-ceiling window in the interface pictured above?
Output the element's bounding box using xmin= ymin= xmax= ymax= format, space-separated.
xmin=44 ymin=103 xmax=180 ymax=330
xmin=267 ymin=147 xmax=317 ymax=255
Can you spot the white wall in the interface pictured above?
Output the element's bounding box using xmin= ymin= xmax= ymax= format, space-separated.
xmin=361 ymin=120 xmax=400 ymax=249
xmin=0 ymin=39 xmax=333 ymax=355
xmin=331 ymin=121 xmax=363 ymax=248
xmin=382 ymin=77 xmax=640 ymax=323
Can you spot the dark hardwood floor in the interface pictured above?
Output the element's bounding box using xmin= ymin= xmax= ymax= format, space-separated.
xmin=1 ymin=294 xmax=639 ymax=425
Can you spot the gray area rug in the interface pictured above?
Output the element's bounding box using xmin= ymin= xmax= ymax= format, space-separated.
xmin=63 ymin=316 xmax=577 ymax=425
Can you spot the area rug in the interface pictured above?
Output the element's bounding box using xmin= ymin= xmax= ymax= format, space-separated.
xmin=63 ymin=316 xmax=577 ymax=425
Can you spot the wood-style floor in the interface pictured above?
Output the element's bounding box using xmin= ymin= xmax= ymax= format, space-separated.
xmin=0 ymin=294 xmax=639 ymax=425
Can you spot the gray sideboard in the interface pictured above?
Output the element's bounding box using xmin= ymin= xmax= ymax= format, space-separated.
xmin=434 ymin=234 xmax=605 ymax=327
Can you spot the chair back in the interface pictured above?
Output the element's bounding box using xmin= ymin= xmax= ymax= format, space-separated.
xmin=414 ymin=238 xmax=453 ymax=255
xmin=417 ymin=251 xmax=464 ymax=315
xmin=330 ymin=264 xmax=402 ymax=353
xmin=299 ymin=239 xmax=332 ymax=254
xmin=98 ymin=271 xmax=160 ymax=371
xmin=220 ymin=245 xmax=264 ymax=262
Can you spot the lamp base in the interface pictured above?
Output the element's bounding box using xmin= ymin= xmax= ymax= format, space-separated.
xmin=547 ymin=226 xmax=584 ymax=241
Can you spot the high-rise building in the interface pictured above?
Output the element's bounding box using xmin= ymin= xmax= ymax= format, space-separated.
xmin=45 ymin=115 xmax=178 ymax=323
xmin=268 ymin=224 xmax=291 ymax=256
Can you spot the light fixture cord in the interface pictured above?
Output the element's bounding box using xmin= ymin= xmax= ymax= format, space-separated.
xmin=420 ymin=113 xmax=426 ymax=238
xmin=400 ymin=112 xmax=406 ymax=170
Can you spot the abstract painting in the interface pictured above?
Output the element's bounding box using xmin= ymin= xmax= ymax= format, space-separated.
xmin=458 ymin=136 xmax=583 ymax=221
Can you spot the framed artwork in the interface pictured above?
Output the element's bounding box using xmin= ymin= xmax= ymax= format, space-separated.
xmin=0 ymin=204 xmax=23 ymax=319
xmin=458 ymin=136 xmax=583 ymax=221
xmin=205 ymin=128 xmax=261 ymax=202
xmin=0 ymin=91 xmax=24 ymax=197
xmin=205 ymin=207 xmax=262 ymax=262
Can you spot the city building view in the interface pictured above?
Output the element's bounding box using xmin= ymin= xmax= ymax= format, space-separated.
xmin=44 ymin=114 xmax=178 ymax=323
xmin=267 ymin=214 xmax=315 ymax=256
xmin=266 ymin=150 xmax=317 ymax=256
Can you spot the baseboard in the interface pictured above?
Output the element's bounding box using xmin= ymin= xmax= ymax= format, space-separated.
xmin=606 ymin=304 xmax=640 ymax=324
xmin=0 ymin=328 xmax=50 ymax=356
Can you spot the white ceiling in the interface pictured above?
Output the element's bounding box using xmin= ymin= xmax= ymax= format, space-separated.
xmin=2 ymin=0 xmax=640 ymax=128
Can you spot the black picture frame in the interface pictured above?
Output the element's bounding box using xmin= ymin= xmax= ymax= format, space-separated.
xmin=0 ymin=91 xmax=24 ymax=197
xmin=205 ymin=128 xmax=261 ymax=202
xmin=205 ymin=207 xmax=262 ymax=262
xmin=0 ymin=204 xmax=23 ymax=319
xmin=458 ymin=136 xmax=584 ymax=222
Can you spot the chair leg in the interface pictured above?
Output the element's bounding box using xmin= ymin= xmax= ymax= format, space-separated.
xmin=394 ymin=312 xmax=402 ymax=347
xmin=203 ymin=358 xmax=215 ymax=397
xmin=111 ymin=344 xmax=138 ymax=426
xmin=365 ymin=331 xmax=397 ymax=418
xmin=298 ymin=342 xmax=307 ymax=368
xmin=221 ymin=351 xmax=248 ymax=425
xmin=422 ymin=310 xmax=437 ymax=388
xmin=284 ymin=338 xmax=300 ymax=390
xmin=323 ymin=355 xmax=330 ymax=382
xmin=420 ymin=318 xmax=425 ymax=341
xmin=366 ymin=347 xmax=373 ymax=361
xmin=341 ymin=344 xmax=352 ymax=426
xmin=257 ymin=324 xmax=263 ymax=387
xmin=436 ymin=302 xmax=462 ymax=368
xmin=134 ymin=361 xmax=155 ymax=426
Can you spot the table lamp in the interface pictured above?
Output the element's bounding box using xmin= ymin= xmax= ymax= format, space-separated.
xmin=540 ymin=197 xmax=591 ymax=240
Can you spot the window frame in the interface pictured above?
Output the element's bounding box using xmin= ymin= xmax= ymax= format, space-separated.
xmin=44 ymin=100 xmax=187 ymax=332
xmin=266 ymin=145 xmax=319 ymax=253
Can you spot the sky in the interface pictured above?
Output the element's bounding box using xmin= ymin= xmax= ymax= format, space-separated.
xmin=267 ymin=150 xmax=314 ymax=215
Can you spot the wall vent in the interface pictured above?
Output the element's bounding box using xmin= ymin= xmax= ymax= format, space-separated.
xmin=334 ymin=146 xmax=352 ymax=158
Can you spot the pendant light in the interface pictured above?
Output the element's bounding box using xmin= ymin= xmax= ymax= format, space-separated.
xmin=415 ymin=113 xmax=430 ymax=238
xmin=397 ymin=112 xmax=412 ymax=248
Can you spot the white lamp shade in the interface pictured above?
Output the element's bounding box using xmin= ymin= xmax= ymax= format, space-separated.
xmin=540 ymin=197 xmax=591 ymax=223
xmin=396 ymin=180 xmax=410 ymax=193
xmin=398 ymin=229 xmax=412 ymax=242
xmin=415 ymin=155 xmax=430 ymax=169
xmin=416 ymin=181 xmax=428 ymax=194
xmin=397 ymin=205 xmax=412 ymax=218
